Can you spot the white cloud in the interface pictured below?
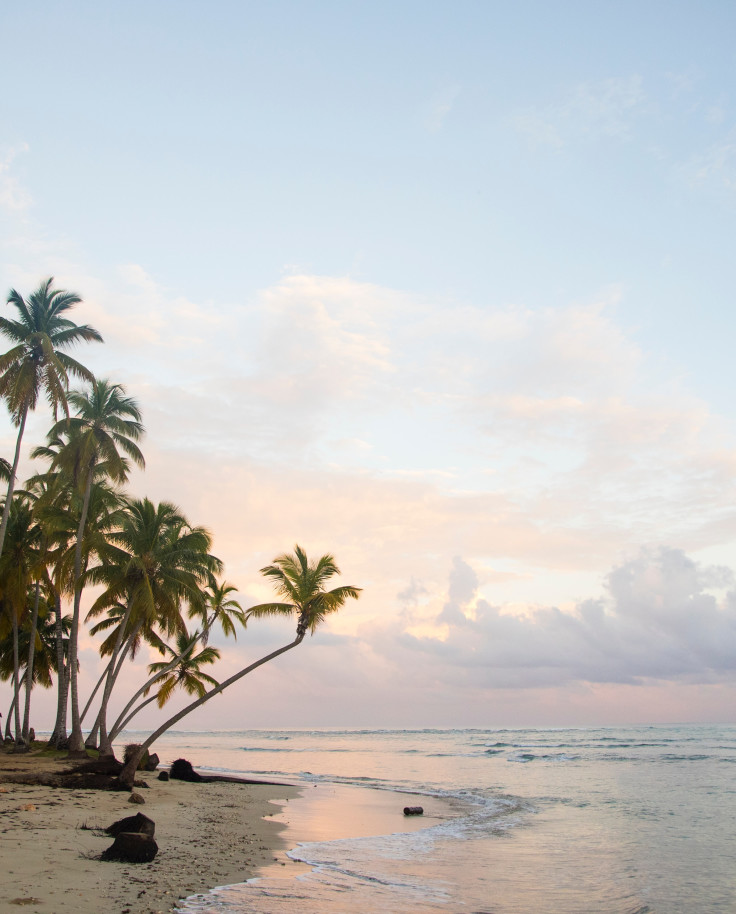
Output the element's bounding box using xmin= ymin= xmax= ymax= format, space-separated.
xmin=684 ymin=130 xmax=736 ymax=193
xmin=4 ymin=263 xmax=736 ymax=727
xmin=514 ymin=75 xmax=645 ymax=148
xmin=375 ymin=547 xmax=736 ymax=689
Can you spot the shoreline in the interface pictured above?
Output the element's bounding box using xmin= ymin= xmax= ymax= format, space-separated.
xmin=0 ymin=750 xmax=300 ymax=914
xmin=1 ymin=747 xmax=465 ymax=914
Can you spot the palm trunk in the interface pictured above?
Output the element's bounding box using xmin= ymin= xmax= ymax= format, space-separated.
xmin=97 ymin=620 xmax=141 ymax=757
xmin=67 ymin=469 xmax=94 ymax=753
xmin=11 ymin=612 xmax=22 ymax=744
xmin=113 ymin=692 xmax=160 ymax=745
xmin=7 ymin=669 xmax=28 ymax=744
xmin=48 ymin=594 xmax=68 ymax=748
xmin=83 ymin=634 xmax=136 ymax=748
xmin=109 ymin=618 xmax=212 ymax=742
xmin=21 ymin=581 xmax=41 ymax=742
xmin=81 ymin=657 xmax=115 ymax=726
xmin=4 ymin=693 xmax=14 ymax=739
xmin=0 ymin=405 xmax=27 ymax=559
xmin=83 ymin=639 xmax=131 ymax=749
xmin=120 ymin=634 xmax=304 ymax=788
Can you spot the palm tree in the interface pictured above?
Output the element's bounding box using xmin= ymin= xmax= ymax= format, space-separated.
xmin=47 ymin=378 xmax=145 ymax=752
xmin=84 ymin=498 xmax=220 ymax=755
xmin=246 ymin=545 xmax=362 ymax=638
xmin=144 ymin=628 xmax=220 ymax=707
xmin=0 ymin=496 xmax=43 ymax=744
xmin=119 ymin=545 xmax=361 ymax=787
xmin=198 ymin=576 xmax=247 ymax=645
xmin=0 ymin=597 xmax=70 ymax=739
xmin=27 ymin=457 xmax=124 ymax=748
xmin=0 ymin=278 xmax=102 ymax=559
xmin=107 ymin=575 xmax=244 ymax=739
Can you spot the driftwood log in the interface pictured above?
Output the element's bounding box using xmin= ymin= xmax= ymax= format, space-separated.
xmin=403 ymin=806 xmax=424 ymax=816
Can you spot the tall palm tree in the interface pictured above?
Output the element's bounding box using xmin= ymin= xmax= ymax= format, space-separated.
xmin=47 ymin=378 xmax=145 ymax=752
xmin=27 ymin=448 xmax=123 ymax=748
xmin=0 ymin=278 xmax=102 ymax=558
xmin=119 ymin=545 xmax=361 ymax=787
xmin=0 ymin=596 xmax=70 ymax=738
xmin=0 ymin=496 xmax=43 ymax=744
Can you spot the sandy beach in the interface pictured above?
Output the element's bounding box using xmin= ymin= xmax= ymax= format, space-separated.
xmin=0 ymin=749 xmax=300 ymax=914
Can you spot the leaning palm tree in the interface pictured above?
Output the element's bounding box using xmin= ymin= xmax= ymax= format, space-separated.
xmin=0 ymin=278 xmax=102 ymax=558
xmin=47 ymin=378 xmax=145 ymax=752
xmin=247 ymin=545 xmax=362 ymax=638
xmin=119 ymin=545 xmax=361 ymax=787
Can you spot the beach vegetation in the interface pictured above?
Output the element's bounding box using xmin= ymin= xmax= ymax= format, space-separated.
xmin=0 ymin=278 xmax=361 ymax=779
xmin=0 ymin=278 xmax=101 ymax=560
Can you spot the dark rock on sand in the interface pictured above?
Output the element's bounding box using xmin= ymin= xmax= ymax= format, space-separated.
xmin=144 ymin=752 xmax=160 ymax=771
xmin=100 ymin=832 xmax=158 ymax=863
xmin=128 ymin=792 xmax=145 ymax=804
xmin=170 ymin=758 xmax=204 ymax=782
xmin=105 ymin=812 xmax=155 ymax=837
xmin=158 ymin=770 xmax=170 ymax=781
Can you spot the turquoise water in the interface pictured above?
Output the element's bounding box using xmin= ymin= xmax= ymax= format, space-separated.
xmin=129 ymin=725 xmax=736 ymax=913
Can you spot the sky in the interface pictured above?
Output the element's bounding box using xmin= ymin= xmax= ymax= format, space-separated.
xmin=1 ymin=1 xmax=736 ymax=730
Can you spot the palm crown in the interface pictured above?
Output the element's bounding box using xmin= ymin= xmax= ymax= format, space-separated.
xmin=144 ymin=628 xmax=220 ymax=708
xmin=247 ymin=544 xmax=362 ymax=638
xmin=0 ymin=277 xmax=102 ymax=424
xmin=48 ymin=378 xmax=145 ymax=488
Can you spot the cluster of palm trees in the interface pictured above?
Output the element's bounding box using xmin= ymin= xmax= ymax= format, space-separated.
xmin=0 ymin=279 xmax=361 ymax=774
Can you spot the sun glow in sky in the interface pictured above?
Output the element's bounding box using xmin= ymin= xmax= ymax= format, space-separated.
xmin=2 ymin=1 xmax=736 ymax=728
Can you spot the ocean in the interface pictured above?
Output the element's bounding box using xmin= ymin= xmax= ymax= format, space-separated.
xmin=125 ymin=725 xmax=736 ymax=913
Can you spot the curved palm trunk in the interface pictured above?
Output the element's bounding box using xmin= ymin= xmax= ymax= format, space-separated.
xmin=81 ymin=657 xmax=115 ymax=726
xmin=21 ymin=581 xmax=42 ymax=742
xmin=113 ymin=692 xmax=159 ymax=743
xmin=97 ymin=620 xmax=141 ymax=757
xmin=0 ymin=406 xmax=27 ymax=559
xmin=109 ymin=617 xmax=214 ymax=742
xmin=120 ymin=634 xmax=304 ymax=788
xmin=67 ymin=470 xmax=94 ymax=753
xmin=82 ymin=611 xmax=137 ymax=750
